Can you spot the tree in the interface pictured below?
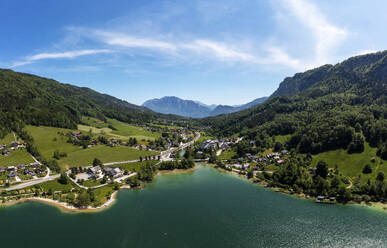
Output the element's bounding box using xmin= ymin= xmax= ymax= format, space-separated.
xmin=362 ymin=164 xmax=372 ymax=174
xmin=316 ymin=161 xmax=329 ymax=179
xmin=93 ymin=158 xmax=103 ymax=167
xmin=58 ymin=173 xmax=69 ymax=185
xmin=273 ymin=142 xmax=283 ymax=152
xmin=376 ymin=172 xmax=385 ymax=182
xmin=77 ymin=192 xmax=91 ymax=207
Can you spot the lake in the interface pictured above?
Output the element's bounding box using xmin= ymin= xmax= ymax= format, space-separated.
xmin=1 ymin=165 xmax=386 ymax=248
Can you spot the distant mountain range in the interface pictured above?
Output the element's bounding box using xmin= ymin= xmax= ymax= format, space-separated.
xmin=142 ymin=96 xmax=268 ymax=118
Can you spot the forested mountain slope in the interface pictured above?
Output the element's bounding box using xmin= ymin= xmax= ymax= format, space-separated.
xmin=0 ymin=69 xmax=181 ymax=138
xmin=202 ymin=51 xmax=387 ymax=155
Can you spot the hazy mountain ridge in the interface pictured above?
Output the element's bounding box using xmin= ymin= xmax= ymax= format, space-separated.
xmin=142 ymin=96 xmax=268 ymax=118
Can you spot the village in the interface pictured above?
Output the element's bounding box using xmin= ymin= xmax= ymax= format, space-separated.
xmin=197 ymin=138 xmax=289 ymax=171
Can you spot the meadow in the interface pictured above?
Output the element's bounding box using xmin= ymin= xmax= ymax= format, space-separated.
xmin=0 ymin=132 xmax=34 ymax=166
xmin=311 ymin=142 xmax=387 ymax=183
xmin=25 ymin=125 xmax=159 ymax=170
xmin=80 ymin=116 xmax=161 ymax=141
xmin=58 ymin=146 xmax=158 ymax=169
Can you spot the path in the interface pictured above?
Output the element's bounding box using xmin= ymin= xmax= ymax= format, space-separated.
xmin=4 ymin=174 xmax=60 ymax=191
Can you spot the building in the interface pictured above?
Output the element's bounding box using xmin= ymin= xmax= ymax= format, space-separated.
xmin=30 ymin=162 xmax=41 ymax=167
xmin=2 ymin=149 xmax=10 ymax=155
xmin=104 ymin=167 xmax=123 ymax=178
xmin=7 ymin=171 xmax=18 ymax=178
xmin=276 ymin=160 xmax=285 ymax=165
xmin=17 ymin=164 xmax=26 ymax=170
xmin=88 ymin=166 xmax=103 ymax=179
xmin=24 ymin=169 xmax=36 ymax=176
xmin=0 ymin=166 xmax=5 ymax=173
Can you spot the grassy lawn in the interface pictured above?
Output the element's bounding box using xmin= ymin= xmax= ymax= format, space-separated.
xmin=108 ymin=118 xmax=161 ymax=140
xmin=29 ymin=179 xmax=74 ymax=192
xmin=58 ymin=145 xmax=159 ymax=169
xmin=0 ymin=149 xmax=34 ymax=166
xmin=312 ymin=142 xmax=387 ymax=183
xmin=25 ymin=125 xmax=80 ymax=160
xmin=92 ymin=185 xmax=115 ymax=206
xmin=110 ymin=160 xmax=158 ymax=172
xmin=218 ymin=149 xmax=237 ymax=160
xmin=83 ymin=179 xmax=104 ymax=188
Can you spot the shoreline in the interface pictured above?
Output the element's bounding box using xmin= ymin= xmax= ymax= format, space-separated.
xmin=0 ymin=191 xmax=120 ymax=213
xmin=210 ymin=164 xmax=387 ymax=213
xmin=0 ymin=166 xmax=199 ymax=213
xmin=2 ymin=163 xmax=386 ymax=213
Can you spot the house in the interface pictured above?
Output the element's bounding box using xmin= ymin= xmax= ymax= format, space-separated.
xmin=0 ymin=144 xmax=5 ymax=150
xmin=316 ymin=196 xmax=325 ymax=202
xmin=10 ymin=142 xmax=19 ymax=148
xmin=281 ymin=150 xmax=289 ymax=155
xmin=7 ymin=166 xmax=16 ymax=172
xmin=30 ymin=162 xmax=41 ymax=167
xmin=0 ymin=166 xmax=5 ymax=173
xmin=104 ymin=167 xmax=123 ymax=178
xmin=73 ymin=131 xmax=81 ymax=136
xmin=35 ymin=168 xmax=45 ymax=174
xmin=2 ymin=149 xmax=10 ymax=155
xmin=24 ymin=169 xmax=36 ymax=176
xmin=17 ymin=164 xmax=26 ymax=170
xmin=88 ymin=166 xmax=103 ymax=179
xmin=140 ymin=144 xmax=147 ymax=150
xmin=309 ymin=167 xmax=317 ymax=175
xmin=276 ymin=160 xmax=285 ymax=165
xmin=242 ymin=163 xmax=250 ymax=170
xmin=7 ymin=171 xmax=18 ymax=178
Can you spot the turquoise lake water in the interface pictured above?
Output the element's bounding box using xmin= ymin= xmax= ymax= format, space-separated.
xmin=0 ymin=165 xmax=386 ymax=248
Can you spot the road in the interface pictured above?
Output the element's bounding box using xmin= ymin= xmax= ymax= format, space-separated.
xmin=4 ymin=174 xmax=60 ymax=191
xmin=3 ymin=132 xmax=201 ymax=191
xmin=159 ymin=132 xmax=201 ymax=162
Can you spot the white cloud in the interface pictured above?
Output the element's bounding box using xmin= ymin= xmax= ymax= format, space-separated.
xmin=281 ymin=0 xmax=348 ymax=67
xmin=357 ymin=49 xmax=377 ymax=56
xmin=11 ymin=49 xmax=111 ymax=68
xmin=264 ymin=46 xmax=303 ymax=70
xmin=95 ymin=31 xmax=177 ymax=51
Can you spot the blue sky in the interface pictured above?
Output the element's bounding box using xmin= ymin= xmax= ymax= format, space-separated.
xmin=1 ymin=0 xmax=385 ymax=105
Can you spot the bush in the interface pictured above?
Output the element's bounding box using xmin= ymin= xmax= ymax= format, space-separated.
xmin=362 ymin=164 xmax=372 ymax=174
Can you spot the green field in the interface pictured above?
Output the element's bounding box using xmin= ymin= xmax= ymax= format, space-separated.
xmin=58 ymin=145 xmax=158 ymax=169
xmin=27 ymin=179 xmax=75 ymax=192
xmin=79 ymin=117 xmax=161 ymax=141
xmin=25 ymin=125 xmax=159 ymax=170
xmin=25 ymin=126 xmax=80 ymax=160
xmin=275 ymin=135 xmax=291 ymax=144
xmin=0 ymin=149 xmax=34 ymax=167
xmin=110 ymin=160 xmax=158 ymax=172
xmin=311 ymin=142 xmax=387 ymax=183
